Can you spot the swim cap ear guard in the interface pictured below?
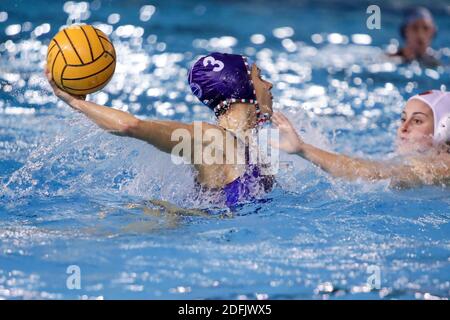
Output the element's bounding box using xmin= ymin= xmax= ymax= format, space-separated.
xmin=188 ymin=52 xmax=266 ymax=125
xmin=435 ymin=115 xmax=450 ymax=145
xmin=408 ymin=90 xmax=450 ymax=146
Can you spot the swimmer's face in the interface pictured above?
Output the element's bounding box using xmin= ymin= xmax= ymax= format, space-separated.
xmin=396 ymin=99 xmax=434 ymax=154
xmin=251 ymin=64 xmax=273 ymax=118
xmin=404 ymin=18 xmax=435 ymax=55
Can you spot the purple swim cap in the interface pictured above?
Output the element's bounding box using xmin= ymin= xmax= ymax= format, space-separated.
xmin=188 ymin=52 xmax=260 ymax=118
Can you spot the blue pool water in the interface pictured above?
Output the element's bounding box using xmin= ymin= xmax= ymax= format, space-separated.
xmin=0 ymin=0 xmax=450 ymax=299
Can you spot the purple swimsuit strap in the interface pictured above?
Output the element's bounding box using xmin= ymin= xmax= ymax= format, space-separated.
xmin=193 ymin=130 xmax=274 ymax=207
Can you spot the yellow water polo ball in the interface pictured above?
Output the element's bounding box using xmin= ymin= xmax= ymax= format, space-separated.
xmin=47 ymin=24 xmax=116 ymax=95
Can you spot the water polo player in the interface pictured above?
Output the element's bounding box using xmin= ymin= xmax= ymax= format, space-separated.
xmin=390 ymin=6 xmax=440 ymax=67
xmin=272 ymin=90 xmax=450 ymax=187
xmin=46 ymin=52 xmax=275 ymax=207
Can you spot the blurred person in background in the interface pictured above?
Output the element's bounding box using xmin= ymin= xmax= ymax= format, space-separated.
xmin=390 ymin=6 xmax=440 ymax=67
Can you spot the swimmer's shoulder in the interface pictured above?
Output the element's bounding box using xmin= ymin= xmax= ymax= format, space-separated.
xmin=388 ymin=48 xmax=403 ymax=58
xmin=419 ymin=53 xmax=441 ymax=68
xmin=386 ymin=49 xmax=406 ymax=64
xmin=189 ymin=121 xmax=226 ymax=134
xmin=409 ymin=152 xmax=450 ymax=182
xmin=386 ymin=48 xmax=441 ymax=67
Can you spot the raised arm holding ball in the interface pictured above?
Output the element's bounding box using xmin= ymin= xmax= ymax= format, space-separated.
xmin=46 ymin=33 xmax=274 ymax=207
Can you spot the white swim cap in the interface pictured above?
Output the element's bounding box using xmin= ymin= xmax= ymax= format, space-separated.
xmin=407 ymin=90 xmax=450 ymax=145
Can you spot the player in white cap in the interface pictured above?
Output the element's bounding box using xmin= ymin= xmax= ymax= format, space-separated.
xmin=390 ymin=7 xmax=440 ymax=67
xmin=272 ymin=90 xmax=450 ymax=187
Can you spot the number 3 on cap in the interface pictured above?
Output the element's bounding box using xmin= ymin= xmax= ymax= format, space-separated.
xmin=203 ymin=56 xmax=224 ymax=72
